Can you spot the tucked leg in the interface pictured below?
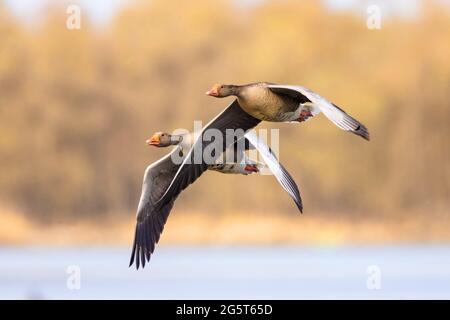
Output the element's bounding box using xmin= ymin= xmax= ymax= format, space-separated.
xmin=244 ymin=164 xmax=259 ymax=173
xmin=298 ymin=110 xmax=313 ymax=122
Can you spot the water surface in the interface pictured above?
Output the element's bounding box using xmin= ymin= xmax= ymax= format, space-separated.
xmin=0 ymin=246 xmax=449 ymax=299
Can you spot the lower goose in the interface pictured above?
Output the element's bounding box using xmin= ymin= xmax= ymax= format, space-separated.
xmin=130 ymin=130 xmax=302 ymax=269
xmin=147 ymin=131 xmax=262 ymax=175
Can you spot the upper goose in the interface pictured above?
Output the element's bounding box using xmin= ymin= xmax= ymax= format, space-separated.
xmin=205 ymin=82 xmax=370 ymax=140
xmin=130 ymin=129 xmax=302 ymax=269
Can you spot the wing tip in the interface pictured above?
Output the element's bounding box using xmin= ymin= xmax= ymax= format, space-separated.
xmin=352 ymin=123 xmax=370 ymax=141
xmin=129 ymin=223 xmax=148 ymax=270
xmin=129 ymin=201 xmax=174 ymax=270
xmin=296 ymin=201 xmax=303 ymax=213
xmin=128 ymin=255 xmax=135 ymax=268
xmin=129 ymin=230 xmax=138 ymax=269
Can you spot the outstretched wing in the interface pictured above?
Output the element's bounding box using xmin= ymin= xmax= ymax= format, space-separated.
xmin=130 ymin=99 xmax=260 ymax=269
xmin=244 ymin=131 xmax=303 ymax=212
xmin=129 ymin=149 xmax=181 ymax=269
xmin=268 ymin=85 xmax=370 ymax=140
xmin=156 ymin=99 xmax=261 ymax=207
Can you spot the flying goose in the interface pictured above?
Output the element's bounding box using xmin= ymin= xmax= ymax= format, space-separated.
xmin=205 ymin=82 xmax=370 ymax=140
xmin=130 ymin=129 xmax=302 ymax=269
xmin=147 ymin=130 xmax=262 ymax=175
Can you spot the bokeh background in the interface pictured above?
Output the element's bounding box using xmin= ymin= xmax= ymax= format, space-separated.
xmin=0 ymin=0 xmax=449 ymax=299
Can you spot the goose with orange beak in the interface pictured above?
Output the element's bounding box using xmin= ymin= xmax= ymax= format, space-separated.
xmin=205 ymin=82 xmax=370 ymax=140
xmin=129 ymin=129 xmax=303 ymax=269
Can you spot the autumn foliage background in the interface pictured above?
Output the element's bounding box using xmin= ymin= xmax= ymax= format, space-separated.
xmin=0 ymin=0 xmax=449 ymax=245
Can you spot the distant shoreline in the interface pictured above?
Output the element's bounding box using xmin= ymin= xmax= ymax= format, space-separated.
xmin=1 ymin=209 xmax=449 ymax=246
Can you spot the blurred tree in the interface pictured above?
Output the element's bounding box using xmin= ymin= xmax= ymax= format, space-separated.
xmin=0 ymin=0 xmax=448 ymax=221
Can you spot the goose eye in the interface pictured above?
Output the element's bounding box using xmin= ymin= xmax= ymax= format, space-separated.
xmin=220 ymin=85 xmax=224 ymax=89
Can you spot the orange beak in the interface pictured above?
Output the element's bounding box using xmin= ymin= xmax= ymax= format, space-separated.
xmin=146 ymin=134 xmax=160 ymax=146
xmin=205 ymin=87 xmax=219 ymax=97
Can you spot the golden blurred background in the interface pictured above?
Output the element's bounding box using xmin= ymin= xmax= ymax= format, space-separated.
xmin=0 ymin=0 xmax=449 ymax=245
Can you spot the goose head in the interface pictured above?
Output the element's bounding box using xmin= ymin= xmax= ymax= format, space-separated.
xmin=205 ymin=84 xmax=237 ymax=98
xmin=146 ymin=132 xmax=181 ymax=147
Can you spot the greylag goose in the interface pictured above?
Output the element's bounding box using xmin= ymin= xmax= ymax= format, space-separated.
xmin=205 ymin=82 xmax=370 ymax=140
xmin=130 ymin=129 xmax=302 ymax=269
xmin=146 ymin=130 xmax=262 ymax=175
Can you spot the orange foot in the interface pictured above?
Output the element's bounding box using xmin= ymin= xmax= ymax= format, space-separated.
xmin=244 ymin=164 xmax=259 ymax=173
xmin=298 ymin=110 xmax=313 ymax=122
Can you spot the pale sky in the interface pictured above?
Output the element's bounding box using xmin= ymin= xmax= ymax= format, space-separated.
xmin=3 ymin=0 xmax=444 ymax=26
